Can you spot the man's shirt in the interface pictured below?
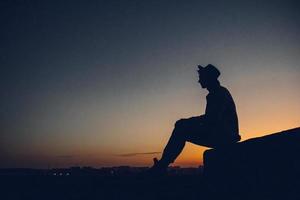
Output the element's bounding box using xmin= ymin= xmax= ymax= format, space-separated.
xmin=204 ymin=85 xmax=239 ymax=141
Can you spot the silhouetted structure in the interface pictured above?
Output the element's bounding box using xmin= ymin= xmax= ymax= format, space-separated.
xmin=150 ymin=64 xmax=241 ymax=173
xmin=204 ymin=127 xmax=300 ymax=199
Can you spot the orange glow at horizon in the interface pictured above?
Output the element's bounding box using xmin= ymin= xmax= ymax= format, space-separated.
xmin=4 ymin=85 xmax=299 ymax=169
xmin=2 ymin=0 xmax=300 ymax=169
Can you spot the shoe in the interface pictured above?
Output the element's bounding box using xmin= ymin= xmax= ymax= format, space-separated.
xmin=147 ymin=158 xmax=167 ymax=176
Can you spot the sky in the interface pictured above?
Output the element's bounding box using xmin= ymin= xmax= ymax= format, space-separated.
xmin=1 ymin=0 xmax=299 ymax=168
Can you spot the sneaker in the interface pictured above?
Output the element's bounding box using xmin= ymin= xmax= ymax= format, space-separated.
xmin=147 ymin=158 xmax=167 ymax=176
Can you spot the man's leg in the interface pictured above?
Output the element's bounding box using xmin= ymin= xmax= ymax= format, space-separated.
xmin=158 ymin=123 xmax=186 ymax=168
xmin=157 ymin=117 xmax=213 ymax=167
xmin=157 ymin=118 xmax=203 ymax=168
xmin=148 ymin=117 xmax=208 ymax=175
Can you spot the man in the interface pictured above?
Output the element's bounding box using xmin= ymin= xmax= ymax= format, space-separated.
xmin=150 ymin=64 xmax=241 ymax=174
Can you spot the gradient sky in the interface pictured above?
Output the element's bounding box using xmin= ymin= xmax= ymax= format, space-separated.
xmin=1 ymin=0 xmax=300 ymax=168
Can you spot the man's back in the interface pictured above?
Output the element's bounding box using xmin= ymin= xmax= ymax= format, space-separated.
xmin=204 ymin=85 xmax=239 ymax=143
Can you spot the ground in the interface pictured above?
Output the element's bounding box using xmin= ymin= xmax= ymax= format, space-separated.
xmin=2 ymin=175 xmax=209 ymax=200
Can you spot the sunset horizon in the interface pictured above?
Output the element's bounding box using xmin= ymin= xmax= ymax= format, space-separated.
xmin=1 ymin=1 xmax=300 ymax=169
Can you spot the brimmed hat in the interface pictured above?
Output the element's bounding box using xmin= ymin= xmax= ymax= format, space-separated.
xmin=197 ymin=64 xmax=220 ymax=80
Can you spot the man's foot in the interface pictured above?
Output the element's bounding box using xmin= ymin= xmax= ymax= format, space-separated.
xmin=147 ymin=158 xmax=168 ymax=176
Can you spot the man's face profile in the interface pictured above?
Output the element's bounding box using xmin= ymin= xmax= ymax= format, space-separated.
xmin=198 ymin=71 xmax=208 ymax=88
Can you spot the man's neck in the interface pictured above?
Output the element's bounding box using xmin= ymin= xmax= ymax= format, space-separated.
xmin=207 ymin=81 xmax=221 ymax=93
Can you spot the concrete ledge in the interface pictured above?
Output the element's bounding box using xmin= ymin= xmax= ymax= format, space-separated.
xmin=203 ymin=127 xmax=300 ymax=198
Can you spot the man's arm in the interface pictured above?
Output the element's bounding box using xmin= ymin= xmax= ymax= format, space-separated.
xmin=176 ymin=115 xmax=205 ymax=125
xmin=205 ymin=89 xmax=231 ymax=126
xmin=189 ymin=115 xmax=205 ymax=120
xmin=186 ymin=115 xmax=206 ymax=124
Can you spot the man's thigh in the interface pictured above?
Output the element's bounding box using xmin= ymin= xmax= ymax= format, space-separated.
xmin=176 ymin=118 xmax=213 ymax=147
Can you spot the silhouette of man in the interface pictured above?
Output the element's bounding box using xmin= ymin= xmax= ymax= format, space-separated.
xmin=150 ymin=64 xmax=240 ymax=174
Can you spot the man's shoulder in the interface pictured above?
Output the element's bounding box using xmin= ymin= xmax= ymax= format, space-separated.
xmin=219 ymin=85 xmax=229 ymax=91
xmin=207 ymin=86 xmax=230 ymax=99
xmin=219 ymin=86 xmax=231 ymax=94
xmin=217 ymin=86 xmax=234 ymax=100
xmin=207 ymin=86 xmax=232 ymax=98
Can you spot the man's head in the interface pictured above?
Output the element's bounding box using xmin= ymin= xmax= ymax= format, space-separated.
xmin=197 ymin=64 xmax=221 ymax=88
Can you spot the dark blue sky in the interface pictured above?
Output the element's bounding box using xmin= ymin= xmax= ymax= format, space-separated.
xmin=1 ymin=0 xmax=300 ymax=168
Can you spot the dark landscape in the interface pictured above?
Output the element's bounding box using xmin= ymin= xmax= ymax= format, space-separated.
xmin=2 ymin=127 xmax=300 ymax=200
xmin=1 ymin=167 xmax=206 ymax=200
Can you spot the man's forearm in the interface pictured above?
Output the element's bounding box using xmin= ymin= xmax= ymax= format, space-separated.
xmin=188 ymin=115 xmax=205 ymax=121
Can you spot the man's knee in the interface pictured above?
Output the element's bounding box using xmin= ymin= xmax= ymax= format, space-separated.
xmin=175 ymin=119 xmax=187 ymax=128
xmin=173 ymin=119 xmax=189 ymax=139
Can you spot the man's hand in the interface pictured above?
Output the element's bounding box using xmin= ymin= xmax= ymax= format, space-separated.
xmin=176 ymin=115 xmax=204 ymax=125
xmin=188 ymin=115 xmax=205 ymax=121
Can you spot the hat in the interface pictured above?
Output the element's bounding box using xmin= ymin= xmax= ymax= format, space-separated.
xmin=197 ymin=64 xmax=220 ymax=80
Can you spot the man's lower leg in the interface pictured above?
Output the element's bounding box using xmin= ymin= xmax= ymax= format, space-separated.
xmin=156 ymin=129 xmax=186 ymax=169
